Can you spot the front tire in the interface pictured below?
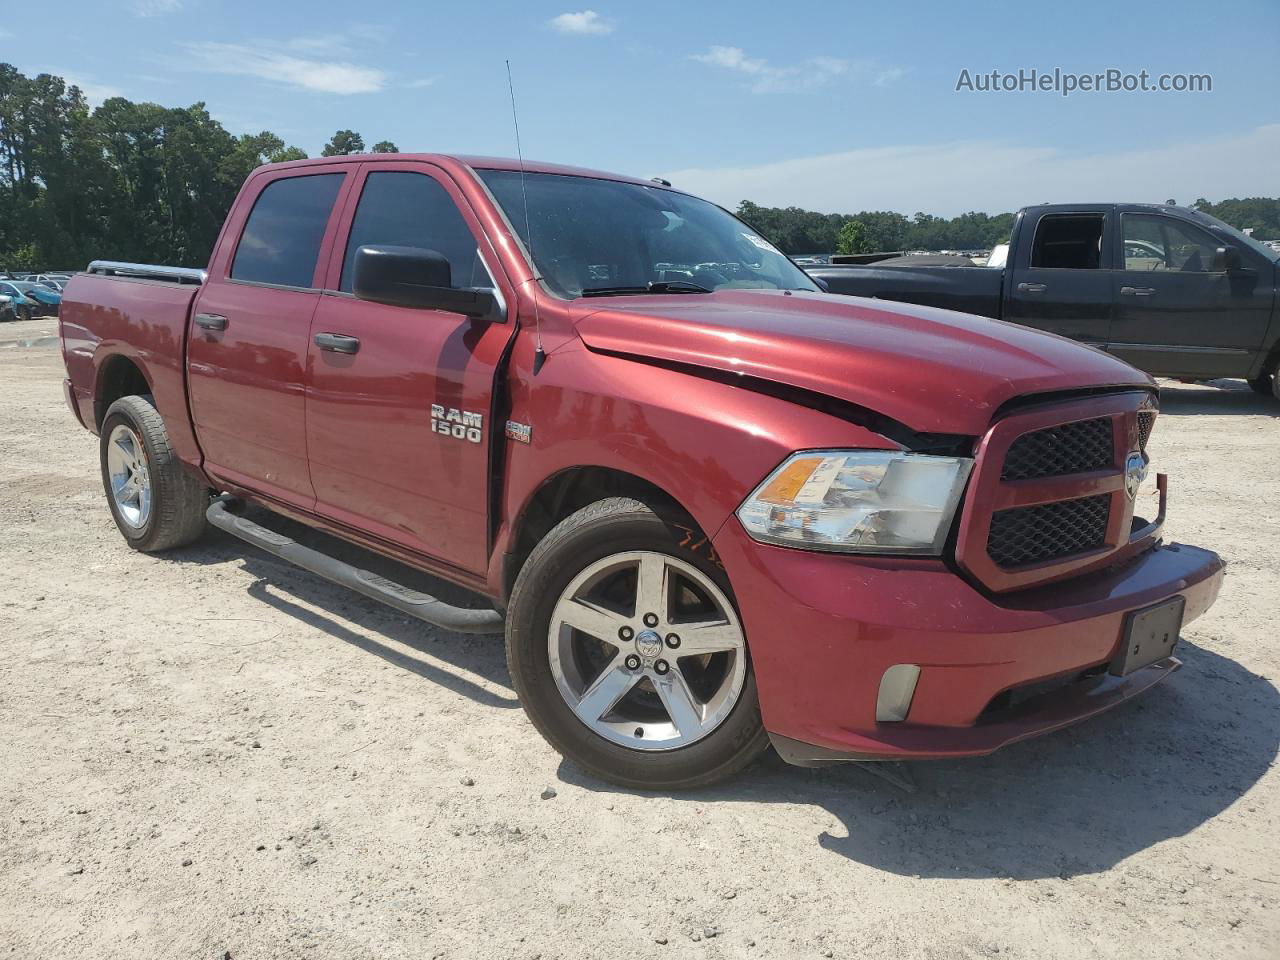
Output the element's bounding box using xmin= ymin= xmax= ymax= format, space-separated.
xmin=100 ymin=395 xmax=208 ymax=552
xmin=506 ymin=498 xmax=768 ymax=790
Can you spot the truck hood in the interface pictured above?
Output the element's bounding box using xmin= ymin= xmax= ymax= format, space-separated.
xmin=574 ymin=289 xmax=1152 ymax=437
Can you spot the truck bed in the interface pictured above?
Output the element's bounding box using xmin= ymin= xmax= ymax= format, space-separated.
xmin=807 ymin=263 xmax=1005 ymax=318
xmin=60 ymin=265 xmax=204 ymax=465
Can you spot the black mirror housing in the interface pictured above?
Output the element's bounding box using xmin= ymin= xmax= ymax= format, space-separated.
xmin=353 ymin=244 xmax=499 ymax=318
xmin=1212 ymin=245 xmax=1243 ymax=273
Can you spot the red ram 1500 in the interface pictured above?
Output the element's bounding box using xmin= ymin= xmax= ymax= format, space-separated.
xmin=59 ymin=154 xmax=1225 ymax=789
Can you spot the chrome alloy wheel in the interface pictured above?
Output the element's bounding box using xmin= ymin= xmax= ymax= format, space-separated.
xmin=106 ymin=423 xmax=152 ymax=529
xmin=548 ymin=551 xmax=747 ymax=751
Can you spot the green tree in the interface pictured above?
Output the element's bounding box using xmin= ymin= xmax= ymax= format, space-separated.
xmin=371 ymin=140 xmax=399 ymax=153
xmin=0 ymin=63 xmax=306 ymax=268
xmin=321 ymin=129 xmax=365 ymax=156
xmin=836 ymin=219 xmax=870 ymax=255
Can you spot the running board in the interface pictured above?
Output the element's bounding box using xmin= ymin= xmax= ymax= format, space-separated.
xmin=206 ymin=498 xmax=505 ymax=635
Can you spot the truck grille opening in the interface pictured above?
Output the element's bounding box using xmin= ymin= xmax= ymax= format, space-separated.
xmin=1000 ymin=417 xmax=1113 ymax=481
xmin=986 ymin=494 xmax=1110 ymax=568
xmin=1137 ymin=411 xmax=1155 ymax=452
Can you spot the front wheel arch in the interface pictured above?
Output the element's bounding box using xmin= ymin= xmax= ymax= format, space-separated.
xmin=502 ymin=465 xmax=713 ymax=602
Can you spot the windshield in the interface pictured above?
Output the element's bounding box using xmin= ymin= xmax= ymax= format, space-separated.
xmin=1186 ymin=209 xmax=1279 ymax=263
xmin=477 ymin=170 xmax=817 ymax=299
xmin=8 ymin=282 xmax=45 ymax=293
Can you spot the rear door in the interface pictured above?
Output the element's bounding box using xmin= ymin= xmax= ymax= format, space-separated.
xmin=187 ymin=166 xmax=350 ymax=509
xmin=1108 ymin=211 xmax=1272 ymax=377
xmin=304 ymin=161 xmax=516 ymax=574
xmin=1002 ymin=208 xmax=1114 ymax=346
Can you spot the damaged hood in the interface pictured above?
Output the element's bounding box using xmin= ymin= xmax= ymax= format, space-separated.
xmin=574 ymin=289 xmax=1152 ymax=436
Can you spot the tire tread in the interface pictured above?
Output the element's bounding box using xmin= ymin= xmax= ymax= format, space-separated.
xmin=101 ymin=395 xmax=207 ymax=552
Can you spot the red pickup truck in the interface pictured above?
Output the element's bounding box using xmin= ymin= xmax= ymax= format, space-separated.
xmin=59 ymin=154 xmax=1225 ymax=789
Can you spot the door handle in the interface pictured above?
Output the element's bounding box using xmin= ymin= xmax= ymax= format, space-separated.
xmin=1017 ymin=282 xmax=1047 ymax=294
xmin=314 ymin=332 xmax=360 ymax=354
xmin=194 ymin=313 xmax=227 ymax=331
xmin=1120 ymin=286 xmax=1156 ymax=297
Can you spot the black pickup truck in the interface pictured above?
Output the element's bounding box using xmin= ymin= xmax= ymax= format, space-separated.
xmin=808 ymin=203 xmax=1280 ymax=398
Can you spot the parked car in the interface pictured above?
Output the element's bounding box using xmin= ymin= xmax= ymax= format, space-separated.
xmin=0 ymin=280 xmax=62 ymax=319
xmin=0 ymin=294 xmax=15 ymax=323
xmin=808 ymin=203 xmax=1280 ymax=399
xmin=59 ymin=155 xmax=1223 ymax=788
xmin=24 ymin=273 xmax=71 ymax=291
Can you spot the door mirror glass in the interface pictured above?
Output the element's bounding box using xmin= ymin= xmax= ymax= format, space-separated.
xmin=1212 ymin=245 xmax=1243 ymax=273
xmin=352 ymin=244 xmax=498 ymax=318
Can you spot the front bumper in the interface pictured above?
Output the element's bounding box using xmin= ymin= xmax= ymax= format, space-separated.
xmin=711 ymin=520 xmax=1225 ymax=762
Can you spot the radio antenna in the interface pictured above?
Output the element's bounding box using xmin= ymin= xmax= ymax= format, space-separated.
xmin=505 ymin=59 xmax=546 ymax=375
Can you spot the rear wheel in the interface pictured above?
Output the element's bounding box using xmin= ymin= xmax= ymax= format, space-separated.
xmin=1247 ymin=365 xmax=1277 ymax=399
xmin=100 ymin=395 xmax=208 ymax=552
xmin=506 ymin=498 xmax=768 ymax=790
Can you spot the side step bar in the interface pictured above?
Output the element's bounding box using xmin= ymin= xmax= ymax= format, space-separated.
xmin=206 ymin=498 xmax=505 ymax=635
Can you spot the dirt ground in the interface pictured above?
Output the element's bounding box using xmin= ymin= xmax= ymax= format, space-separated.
xmin=1 ymin=333 xmax=1277 ymax=960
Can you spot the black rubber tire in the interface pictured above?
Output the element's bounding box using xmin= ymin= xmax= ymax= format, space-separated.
xmin=1247 ymin=372 xmax=1271 ymax=396
xmin=505 ymin=497 xmax=769 ymax=790
xmin=99 ymin=395 xmax=209 ymax=552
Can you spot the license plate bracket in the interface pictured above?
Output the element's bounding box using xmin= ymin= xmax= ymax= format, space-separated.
xmin=1111 ymin=596 xmax=1185 ymax=677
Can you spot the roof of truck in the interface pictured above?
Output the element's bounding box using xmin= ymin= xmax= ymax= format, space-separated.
xmin=257 ymin=153 xmax=663 ymax=189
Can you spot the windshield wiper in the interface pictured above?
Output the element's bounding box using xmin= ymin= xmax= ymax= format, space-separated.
xmin=580 ymin=280 xmax=713 ymax=297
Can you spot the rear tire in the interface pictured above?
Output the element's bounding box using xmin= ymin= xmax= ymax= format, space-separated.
xmin=506 ymin=498 xmax=768 ymax=790
xmin=100 ymin=395 xmax=208 ymax=552
xmin=1247 ymin=364 xmax=1279 ymax=400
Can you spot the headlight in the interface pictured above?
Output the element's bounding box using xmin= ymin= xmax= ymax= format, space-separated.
xmin=737 ymin=450 xmax=973 ymax=554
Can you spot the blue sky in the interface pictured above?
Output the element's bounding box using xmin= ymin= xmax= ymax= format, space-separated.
xmin=12 ymin=0 xmax=1280 ymax=215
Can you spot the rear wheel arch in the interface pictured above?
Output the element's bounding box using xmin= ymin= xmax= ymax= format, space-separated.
xmin=94 ymin=354 xmax=153 ymax=430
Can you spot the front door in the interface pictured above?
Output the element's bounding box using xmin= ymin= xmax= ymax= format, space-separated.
xmin=304 ymin=162 xmax=516 ymax=574
xmin=1108 ymin=212 xmax=1272 ymax=378
xmin=187 ymin=167 xmax=349 ymax=508
xmin=1003 ymin=209 xmax=1114 ymax=346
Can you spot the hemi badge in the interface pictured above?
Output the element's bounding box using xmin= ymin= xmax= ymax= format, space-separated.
xmin=505 ymin=420 xmax=532 ymax=444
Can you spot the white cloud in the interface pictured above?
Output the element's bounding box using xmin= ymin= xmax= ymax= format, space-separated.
xmin=57 ymin=73 xmax=125 ymax=106
xmin=549 ymin=10 xmax=613 ymax=35
xmin=873 ymin=66 xmax=908 ymax=87
xmin=407 ymin=77 xmax=437 ymax=89
xmin=692 ymin=45 xmax=849 ymax=93
xmin=661 ymin=124 xmax=1280 ymax=218
xmin=133 ymin=0 xmax=181 ymax=15
xmin=284 ymin=34 xmax=351 ymax=55
xmin=183 ymin=41 xmax=386 ymax=94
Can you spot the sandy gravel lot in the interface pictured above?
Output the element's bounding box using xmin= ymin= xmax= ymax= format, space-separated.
xmin=1 ymin=337 xmax=1277 ymax=960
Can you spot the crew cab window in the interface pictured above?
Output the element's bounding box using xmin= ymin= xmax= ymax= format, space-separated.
xmin=1030 ymin=215 xmax=1104 ymax=269
xmin=231 ymin=173 xmax=344 ymax=288
xmin=339 ymin=172 xmax=489 ymax=292
xmin=1123 ymin=214 xmax=1218 ymax=272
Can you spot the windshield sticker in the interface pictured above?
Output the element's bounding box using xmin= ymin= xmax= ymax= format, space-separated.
xmin=742 ymin=233 xmax=775 ymax=251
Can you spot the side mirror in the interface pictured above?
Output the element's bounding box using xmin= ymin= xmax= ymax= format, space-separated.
xmin=1212 ymin=245 xmax=1243 ymax=272
xmin=809 ymin=274 xmax=830 ymax=292
xmin=353 ymin=244 xmax=499 ymax=319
